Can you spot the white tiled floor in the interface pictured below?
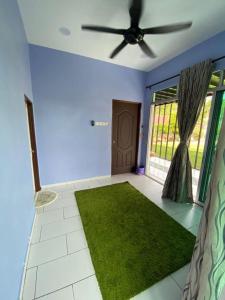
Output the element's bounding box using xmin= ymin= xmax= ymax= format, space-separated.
xmin=22 ymin=174 xmax=202 ymax=300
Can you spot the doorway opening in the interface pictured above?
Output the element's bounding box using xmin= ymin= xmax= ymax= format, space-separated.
xmin=25 ymin=96 xmax=41 ymax=192
xmin=111 ymin=100 xmax=141 ymax=175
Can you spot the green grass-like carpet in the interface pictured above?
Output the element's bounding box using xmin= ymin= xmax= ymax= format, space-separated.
xmin=75 ymin=182 xmax=195 ymax=300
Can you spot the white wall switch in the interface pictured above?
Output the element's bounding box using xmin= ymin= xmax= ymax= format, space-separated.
xmin=95 ymin=121 xmax=109 ymax=126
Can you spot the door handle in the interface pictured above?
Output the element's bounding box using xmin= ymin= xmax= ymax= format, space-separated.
xmin=113 ymin=140 xmax=116 ymax=144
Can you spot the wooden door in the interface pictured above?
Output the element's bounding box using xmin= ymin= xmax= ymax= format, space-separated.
xmin=112 ymin=100 xmax=141 ymax=175
xmin=25 ymin=97 xmax=41 ymax=192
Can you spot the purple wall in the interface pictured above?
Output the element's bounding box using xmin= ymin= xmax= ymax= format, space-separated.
xmin=141 ymin=30 xmax=225 ymax=164
xmin=30 ymin=30 xmax=225 ymax=184
xmin=0 ymin=0 xmax=34 ymax=299
xmin=30 ymin=45 xmax=146 ymax=185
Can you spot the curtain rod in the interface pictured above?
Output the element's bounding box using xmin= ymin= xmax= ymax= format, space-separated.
xmin=146 ymin=55 xmax=225 ymax=89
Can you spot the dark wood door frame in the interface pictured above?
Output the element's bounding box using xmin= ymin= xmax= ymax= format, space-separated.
xmin=111 ymin=99 xmax=141 ymax=175
xmin=25 ymin=96 xmax=41 ymax=192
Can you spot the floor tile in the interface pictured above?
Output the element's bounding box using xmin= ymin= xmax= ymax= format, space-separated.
xmin=188 ymin=223 xmax=200 ymax=236
xmin=130 ymin=179 xmax=163 ymax=205
xmin=86 ymin=179 xmax=103 ymax=189
xmin=73 ymin=181 xmax=91 ymax=191
xmin=73 ymin=275 xmax=102 ymax=300
xmin=44 ymin=197 xmax=75 ymax=212
xmin=131 ymin=276 xmax=182 ymax=300
xmin=156 ymin=199 xmax=193 ymax=216
xmin=35 ymin=209 xmax=64 ymax=226
xmin=41 ymin=216 xmax=82 ymax=241
xmin=64 ymin=205 xmax=79 ymax=219
xmin=173 ymin=208 xmax=202 ymax=229
xmin=109 ymin=177 xmax=123 ymax=184
xmin=22 ymin=267 xmax=37 ymax=300
xmin=96 ymin=179 xmax=111 ymax=187
xmin=45 ymin=185 xmax=69 ymax=192
xmin=59 ymin=190 xmax=75 ymax=200
xmin=36 ymin=286 xmax=74 ymax=300
xmin=171 ymin=264 xmax=190 ymax=290
xmin=28 ymin=235 xmax=67 ymax=268
xmin=67 ymin=230 xmax=88 ymax=254
xmin=35 ymin=249 xmax=94 ymax=298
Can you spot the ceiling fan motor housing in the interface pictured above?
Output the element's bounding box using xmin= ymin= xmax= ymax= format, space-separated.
xmin=124 ymin=27 xmax=144 ymax=44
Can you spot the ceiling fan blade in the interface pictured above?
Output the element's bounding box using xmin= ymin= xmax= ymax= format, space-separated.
xmin=110 ymin=40 xmax=128 ymax=59
xmin=129 ymin=0 xmax=143 ymax=27
xmin=82 ymin=25 xmax=125 ymax=35
xmin=139 ymin=40 xmax=156 ymax=58
xmin=143 ymin=22 xmax=192 ymax=34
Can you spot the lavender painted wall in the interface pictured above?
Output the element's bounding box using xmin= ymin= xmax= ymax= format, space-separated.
xmin=141 ymin=30 xmax=225 ymax=165
xmin=30 ymin=30 xmax=225 ymax=184
xmin=0 ymin=0 xmax=34 ymax=299
xmin=30 ymin=45 xmax=146 ymax=186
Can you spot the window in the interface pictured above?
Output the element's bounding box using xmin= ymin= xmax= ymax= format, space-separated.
xmin=153 ymin=86 xmax=178 ymax=104
xmin=209 ymin=71 xmax=221 ymax=89
xmin=146 ymin=69 xmax=225 ymax=199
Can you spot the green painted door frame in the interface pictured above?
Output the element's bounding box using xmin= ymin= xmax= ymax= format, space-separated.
xmin=198 ymin=90 xmax=225 ymax=203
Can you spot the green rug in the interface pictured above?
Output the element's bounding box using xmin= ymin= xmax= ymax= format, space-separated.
xmin=75 ymin=182 xmax=195 ymax=300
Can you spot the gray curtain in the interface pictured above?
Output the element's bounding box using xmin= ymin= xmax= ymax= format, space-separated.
xmin=182 ymin=94 xmax=225 ymax=300
xmin=162 ymin=60 xmax=213 ymax=203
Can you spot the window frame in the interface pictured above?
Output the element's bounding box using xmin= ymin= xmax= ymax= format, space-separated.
xmin=145 ymin=68 xmax=225 ymax=203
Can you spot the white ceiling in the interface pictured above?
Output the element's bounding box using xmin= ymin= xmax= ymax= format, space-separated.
xmin=18 ymin=0 xmax=225 ymax=71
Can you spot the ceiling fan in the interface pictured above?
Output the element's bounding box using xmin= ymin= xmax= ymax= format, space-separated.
xmin=81 ymin=0 xmax=192 ymax=59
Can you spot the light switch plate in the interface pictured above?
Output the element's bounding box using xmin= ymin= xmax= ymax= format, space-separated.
xmin=95 ymin=121 xmax=109 ymax=126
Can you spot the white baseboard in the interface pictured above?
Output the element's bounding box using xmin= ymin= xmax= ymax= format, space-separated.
xmin=19 ymin=212 xmax=37 ymax=300
xmin=42 ymin=175 xmax=111 ymax=189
